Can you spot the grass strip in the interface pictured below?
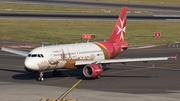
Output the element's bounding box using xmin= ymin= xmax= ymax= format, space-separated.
xmin=0 ymin=19 xmax=179 ymax=45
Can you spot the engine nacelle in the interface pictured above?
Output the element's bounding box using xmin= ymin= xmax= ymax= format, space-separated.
xmin=83 ymin=64 xmax=103 ymax=78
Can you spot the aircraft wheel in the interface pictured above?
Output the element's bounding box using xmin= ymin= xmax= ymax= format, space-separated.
xmin=40 ymin=77 xmax=44 ymax=81
xmin=38 ymin=72 xmax=44 ymax=81
xmin=38 ymin=77 xmax=44 ymax=81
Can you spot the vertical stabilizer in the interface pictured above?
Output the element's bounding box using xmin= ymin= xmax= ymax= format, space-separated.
xmin=108 ymin=6 xmax=128 ymax=43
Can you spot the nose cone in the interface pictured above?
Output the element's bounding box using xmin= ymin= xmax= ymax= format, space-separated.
xmin=24 ymin=58 xmax=39 ymax=71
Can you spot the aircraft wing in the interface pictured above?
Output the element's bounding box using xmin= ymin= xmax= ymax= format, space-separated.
xmin=1 ymin=46 xmax=29 ymax=57
xmin=75 ymin=56 xmax=177 ymax=66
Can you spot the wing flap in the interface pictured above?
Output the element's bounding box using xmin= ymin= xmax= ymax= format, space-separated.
xmin=1 ymin=47 xmax=29 ymax=57
xmin=75 ymin=56 xmax=175 ymax=66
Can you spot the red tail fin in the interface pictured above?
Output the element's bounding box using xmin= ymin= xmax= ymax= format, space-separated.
xmin=108 ymin=6 xmax=128 ymax=43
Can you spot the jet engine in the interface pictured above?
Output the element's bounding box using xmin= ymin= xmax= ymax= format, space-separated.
xmin=83 ymin=64 xmax=103 ymax=78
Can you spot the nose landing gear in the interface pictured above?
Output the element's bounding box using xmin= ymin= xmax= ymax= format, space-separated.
xmin=38 ymin=70 xmax=62 ymax=81
xmin=38 ymin=72 xmax=44 ymax=81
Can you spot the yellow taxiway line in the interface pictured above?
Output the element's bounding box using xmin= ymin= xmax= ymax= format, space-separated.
xmin=58 ymin=79 xmax=82 ymax=100
xmin=40 ymin=79 xmax=82 ymax=101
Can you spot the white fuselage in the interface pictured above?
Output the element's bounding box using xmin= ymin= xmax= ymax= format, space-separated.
xmin=24 ymin=42 xmax=105 ymax=71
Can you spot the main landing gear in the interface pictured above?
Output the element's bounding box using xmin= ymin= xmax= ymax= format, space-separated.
xmin=38 ymin=70 xmax=62 ymax=81
xmin=52 ymin=70 xmax=62 ymax=77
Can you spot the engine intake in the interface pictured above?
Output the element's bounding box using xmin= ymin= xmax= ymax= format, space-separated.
xmin=83 ymin=64 xmax=103 ymax=78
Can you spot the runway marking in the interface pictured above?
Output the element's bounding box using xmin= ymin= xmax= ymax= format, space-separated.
xmin=58 ymin=79 xmax=82 ymax=99
xmin=104 ymin=62 xmax=154 ymax=75
xmin=153 ymin=62 xmax=170 ymax=69
xmin=153 ymin=62 xmax=180 ymax=70
xmin=98 ymin=62 xmax=180 ymax=92
xmin=104 ymin=61 xmax=178 ymax=76
xmin=40 ymin=79 xmax=82 ymax=101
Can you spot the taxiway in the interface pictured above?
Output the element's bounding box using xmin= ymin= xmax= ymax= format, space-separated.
xmin=0 ymin=40 xmax=180 ymax=101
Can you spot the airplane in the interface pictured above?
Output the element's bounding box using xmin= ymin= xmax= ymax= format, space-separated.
xmin=1 ymin=6 xmax=177 ymax=81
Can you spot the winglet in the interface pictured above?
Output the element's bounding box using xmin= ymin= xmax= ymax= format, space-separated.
xmin=168 ymin=54 xmax=178 ymax=60
xmin=174 ymin=54 xmax=178 ymax=60
xmin=1 ymin=45 xmax=6 ymax=49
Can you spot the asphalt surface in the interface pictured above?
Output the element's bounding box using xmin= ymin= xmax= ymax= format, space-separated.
xmin=1 ymin=12 xmax=180 ymax=21
xmin=1 ymin=0 xmax=180 ymax=11
xmin=0 ymin=40 xmax=180 ymax=101
xmin=1 ymin=0 xmax=180 ymax=20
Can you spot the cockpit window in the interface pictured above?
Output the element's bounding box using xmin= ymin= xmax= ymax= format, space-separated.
xmin=38 ymin=54 xmax=41 ymax=57
xmin=28 ymin=54 xmax=31 ymax=57
xmin=31 ymin=54 xmax=37 ymax=57
xmin=28 ymin=54 xmax=44 ymax=58
xmin=40 ymin=54 xmax=44 ymax=58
